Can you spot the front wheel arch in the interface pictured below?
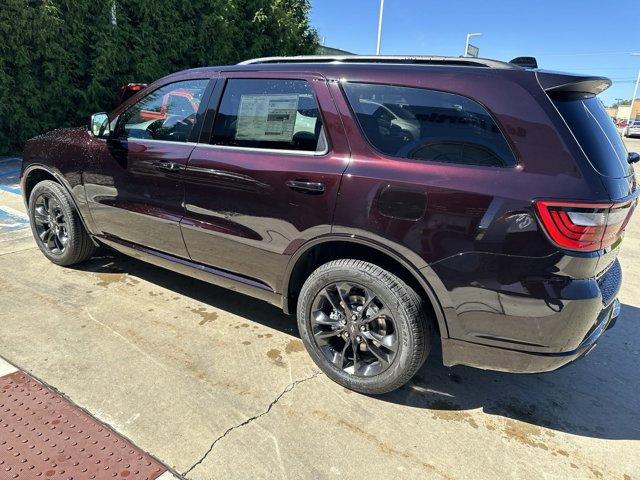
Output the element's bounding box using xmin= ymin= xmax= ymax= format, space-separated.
xmin=22 ymin=165 xmax=97 ymax=242
xmin=22 ymin=166 xmax=58 ymax=205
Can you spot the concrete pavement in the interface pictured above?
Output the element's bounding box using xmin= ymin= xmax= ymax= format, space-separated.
xmin=1 ymin=147 xmax=639 ymax=479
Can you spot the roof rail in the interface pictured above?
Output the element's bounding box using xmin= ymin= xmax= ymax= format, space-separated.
xmin=237 ymin=55 xmax=519 ymax=69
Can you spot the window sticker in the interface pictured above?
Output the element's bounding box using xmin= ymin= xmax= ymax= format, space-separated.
xmin=236 ymin=94 xmax=299 ymax=142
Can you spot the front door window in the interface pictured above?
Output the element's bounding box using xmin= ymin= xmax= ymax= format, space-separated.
xmin=116 ymin=80 xmax=208 ymax=143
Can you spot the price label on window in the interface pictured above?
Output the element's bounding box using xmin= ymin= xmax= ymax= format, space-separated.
xmin=236 ymin=94 xmax=299 ymax=142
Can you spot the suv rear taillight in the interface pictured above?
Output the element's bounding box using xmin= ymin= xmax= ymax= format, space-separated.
xmin=535 ymin=200 xmax=636 ymax=252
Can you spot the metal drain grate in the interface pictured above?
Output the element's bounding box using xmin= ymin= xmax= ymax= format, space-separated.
xmin=0 ymin=371 xmax=166 ymax=479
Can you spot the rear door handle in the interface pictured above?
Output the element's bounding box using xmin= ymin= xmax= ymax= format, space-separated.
xmin=154 ymin=161 xmax=183 ymax=172
xmin=286 ymin=179 xmax=325 ymax=194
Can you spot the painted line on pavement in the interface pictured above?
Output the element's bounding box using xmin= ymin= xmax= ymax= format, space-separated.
xmin=0 ymin=185 xmax=21 ymax=195
xmin=0 ymin=158 xmax=22 ymax=195
xmin=0 ymin=207 xmax=29 ymax=234
xmin=0 ymin=357 xmax=18 ymax=378
xmin=0 ymin=205 xmax=28 ymax=220
xmin=157 ymin=472 xmax=183 ymax=480
xmin=0 ymin=167 xmax=20 ymax=177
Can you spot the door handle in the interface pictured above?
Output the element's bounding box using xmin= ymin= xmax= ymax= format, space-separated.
xmin=154 ymin=161 xmax=183 ymax=172
xmin=286 ymin=179 xmax=325 ymax=194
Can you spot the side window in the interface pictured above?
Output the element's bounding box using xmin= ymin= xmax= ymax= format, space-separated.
xmin=342 ymin=82 xmax=516 ymax=167
xmin=211 ymin=79 xmax=326 ymax=153
xmin=116 ymin=79 xmax=208 ymax=142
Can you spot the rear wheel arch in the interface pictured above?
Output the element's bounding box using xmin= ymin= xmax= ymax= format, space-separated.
xmin=283 ymin=236 xmax=448 ymax=336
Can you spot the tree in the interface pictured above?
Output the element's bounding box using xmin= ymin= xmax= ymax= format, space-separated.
xmin=610 ymin=99 xmax=632 ymax=108
xmin=0 ymin=0 xmax=318 ymax=154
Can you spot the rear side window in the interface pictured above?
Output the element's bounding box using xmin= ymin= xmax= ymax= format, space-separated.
xmin=553 ymin=94 xmax=630 ymax=178
xmin=342 ymin=82 xmax=516 ymax=167
xmin=211 ymin=79 xmax=326 ymax=153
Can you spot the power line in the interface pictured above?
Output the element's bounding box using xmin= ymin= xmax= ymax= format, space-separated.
xmin=501 ymin=50 xmax=639 ymax=57
xmin=540 ymin=51 xmax=639 ymax=57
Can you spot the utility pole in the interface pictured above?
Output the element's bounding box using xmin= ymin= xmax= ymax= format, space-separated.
xmin=110 ymin=0 xmax=117 ymax=26
xmin=464 ymin=33 xmax=482 ymax=57
xmin=628 ymin=54 xmax=640 ymax=124
xmin=376 ymin=0 xmax=384 ymax=55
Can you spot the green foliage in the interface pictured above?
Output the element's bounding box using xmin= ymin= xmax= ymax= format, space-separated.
xmin=0 ymin=0 xmax=318 ymax=154
xmin=610 ymin=99 xmax=632 ymax=108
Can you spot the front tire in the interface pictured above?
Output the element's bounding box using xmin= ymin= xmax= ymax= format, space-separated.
xmin=297 ymin=259 xmax=432 ymax=394
xmin=28 ymin=180 xmax=96 ymax=266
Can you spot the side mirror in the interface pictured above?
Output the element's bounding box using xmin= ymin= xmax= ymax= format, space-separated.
xmin=90 ymin=113 xmax=110 ymax=138
xmin=629 ymin=152 xmax=640 ymax=164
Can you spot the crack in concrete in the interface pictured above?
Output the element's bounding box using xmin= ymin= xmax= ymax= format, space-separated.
xmin=182 ymin=371 xmax=322 ymax=478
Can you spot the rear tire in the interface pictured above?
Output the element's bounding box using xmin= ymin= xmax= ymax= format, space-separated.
xmin=28 ymin=180 xmax=96 ymax=266
xmin=297 ymin=259 xmax=432 ymax=394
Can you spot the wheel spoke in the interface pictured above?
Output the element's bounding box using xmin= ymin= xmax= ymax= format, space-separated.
xmin=336 ymin=282 xmax=354 ymax=315
xmin=44 ymin=196 xmax=53 ymax=215
xmin=362 ymin=334 xmax=392 ymax=366
xmin=310 ymin=310 xmax=340 ymax=326
xmin=41 ymin=195 xmax=49 ymax=213
xmin=314 ymin=328 xmax=345 ymax=340
xmin=335 ymin=340 xmax=350 ymax=369
xmin=364 ymin=330 xmax=398 ymax=353
xmin=351 ymin=338 xmax=360 ymax=375
xmin=33 ymin=209 xmax=49 ymax=224
xmin=320 ymin=287 xmax=343 ymax=314
xmin=47 ymin=198 xmax=58 ymax=216
xmin=39 ymin=228 xmax=51 ymax=242
xmin=359 ymin=291 xmax=378 ymax=317
xmin=362 ymin=306 xmax=392 ymax=324
xmin=52 ymin=234 xmax=62 ymax=251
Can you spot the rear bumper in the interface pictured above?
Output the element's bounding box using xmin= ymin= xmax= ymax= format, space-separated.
xmin=442 ymin=298 xmax=620 ymax=373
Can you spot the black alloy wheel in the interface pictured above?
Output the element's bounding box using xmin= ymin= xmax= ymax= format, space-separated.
xmin=32 ymin=192 xmax=69 ymax=255
xmin=28 ymin=180 xmax=96 ymax=266
xmin=297 ymin=259 xmax=432 ymax=394
xmin=310 ymin=281 xmax=399 ymax=377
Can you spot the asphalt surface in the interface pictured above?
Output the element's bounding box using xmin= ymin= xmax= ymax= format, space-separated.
xmin=1 ymin=139 xmax=639 ymax=479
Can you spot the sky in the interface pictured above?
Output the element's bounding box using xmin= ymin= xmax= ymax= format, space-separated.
xmin=310 ymin=0 xmax=640 ymax=106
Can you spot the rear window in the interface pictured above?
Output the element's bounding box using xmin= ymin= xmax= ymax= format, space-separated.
xmin=553 ymin=95 xmax=630 ymax=178
xmin=342 ymin=82 xmax=516 ymax=167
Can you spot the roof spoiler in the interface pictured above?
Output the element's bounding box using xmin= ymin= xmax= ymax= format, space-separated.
xmin=509 ymin=56 xmax=538 ymax=68
xmin=536 ymin=71 xmax=611 ymax=96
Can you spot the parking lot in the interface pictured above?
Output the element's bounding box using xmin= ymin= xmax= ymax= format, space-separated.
xmin=1 ymin=139 xmax=639 ymax=479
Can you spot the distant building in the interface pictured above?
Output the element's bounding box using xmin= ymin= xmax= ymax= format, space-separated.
xmin=612 ymin=101 xmax=640 ymax=121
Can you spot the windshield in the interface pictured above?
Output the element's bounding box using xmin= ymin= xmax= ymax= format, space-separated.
xmin=553 ymin=95 xmax=631 ymax=178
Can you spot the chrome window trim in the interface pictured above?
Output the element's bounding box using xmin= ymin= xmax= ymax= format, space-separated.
xmin=196 ymin=143 xmax=329 ymax=157
xmin=118 ymin=138 xmax=199 ymax=147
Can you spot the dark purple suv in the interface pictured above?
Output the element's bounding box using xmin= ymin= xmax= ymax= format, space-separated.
xmin=21 ymin=55 xmax=639 ymax=394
